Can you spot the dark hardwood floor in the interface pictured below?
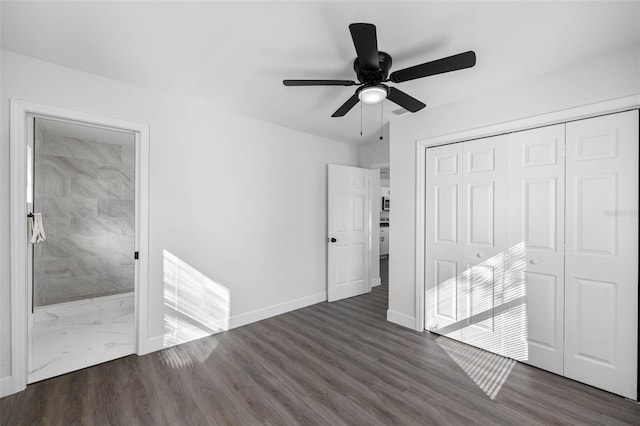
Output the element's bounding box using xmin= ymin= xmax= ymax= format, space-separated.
xmin=2 ymin=258 xmax=639 ymax=425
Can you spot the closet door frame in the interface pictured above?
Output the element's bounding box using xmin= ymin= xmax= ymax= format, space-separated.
xmin=416 ymin=95 xmax=640 ymax=334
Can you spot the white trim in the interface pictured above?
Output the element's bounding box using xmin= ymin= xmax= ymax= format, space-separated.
xmin=386 ymin=310 xmax=416 ymax=329
xmin=141 ymin=336 xmax=165 ymax=354
xmin=418 ymin=95 xmax=640 ymax=149
xmin=8 ymin=98 xmax=151 ymax=395
xmin=0 ymin=376 xmax=13 ymax=398
xmin=135 ymin=125 xmax=151 ymax=355
xmin=368 ymin=161 xmax=390 ymax=170
xmin=414 ymin=140 xmax=426 ymax=332
xmin=141 ymin=292 xmax=328 ymax=354
xmin=414 ymin=95 xmax=640 ymax=334
xmin=368 ymin=168 xmax=381 ymax=292
xmin=9 ymin=99 xmax=28 ymax=394
xmin=228 ymin=291 xmax=326 ymax=330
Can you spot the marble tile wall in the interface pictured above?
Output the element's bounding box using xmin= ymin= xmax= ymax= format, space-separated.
xmin=34 ymin=126 xmax=135 ymax=306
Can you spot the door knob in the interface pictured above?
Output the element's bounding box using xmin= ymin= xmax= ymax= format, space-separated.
xmin=330 ymin=237 xmax=337 ymax=243
xmin=476 ymin=252 xmax=483 ymax=258
xmin=529 ymin=258 xmax=539 ymax=265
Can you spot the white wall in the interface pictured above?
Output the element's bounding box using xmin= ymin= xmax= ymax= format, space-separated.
xmin=0 ymin=50 xmax=359 ymax=382
xmin=388 ymin=44 xmax=640 ymax=328
xmin=358 ymin=123 xmax=390 ymax=169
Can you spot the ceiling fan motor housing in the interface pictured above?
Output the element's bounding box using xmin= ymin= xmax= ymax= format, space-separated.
xmin=354 ymin=51 xmax=392 ymax=84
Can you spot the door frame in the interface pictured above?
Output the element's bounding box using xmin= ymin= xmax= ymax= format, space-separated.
xmin=415 ymin=94 xmax=640 ymax=333
xmin=367 ymin=162 xmax=387 ymax=287
xmin=9 ymin=98 xmax=150 ymax=395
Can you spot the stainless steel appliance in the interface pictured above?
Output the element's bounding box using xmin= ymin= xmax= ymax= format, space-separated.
xmin=382 ymin=196 xmax=390 ymax=211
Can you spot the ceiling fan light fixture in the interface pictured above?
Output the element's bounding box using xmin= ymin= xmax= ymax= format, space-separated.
xmin=358 ymin=85 xmax=387 ymax=104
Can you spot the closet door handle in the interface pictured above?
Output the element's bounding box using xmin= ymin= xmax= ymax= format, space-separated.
xmin=530 ymin=258 xmax=539 ymax=265
xmin=476 ymin=252 xmax=483 ymax=258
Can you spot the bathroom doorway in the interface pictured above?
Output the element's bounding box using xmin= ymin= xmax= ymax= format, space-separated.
xmin=9 ymin=99 xmax=150 ymax=395
xmin=27 ymin=117 xmax=137 ymax=383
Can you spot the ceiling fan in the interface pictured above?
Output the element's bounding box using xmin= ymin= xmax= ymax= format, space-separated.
xmin=283 ymin=23 xmax=476 ymax=117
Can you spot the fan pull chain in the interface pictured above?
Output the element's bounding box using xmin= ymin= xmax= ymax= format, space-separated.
xmin=379 ymin=100 xmax=384 ymax=140
xmin=360 ymin=101 xmax=363 ymax=136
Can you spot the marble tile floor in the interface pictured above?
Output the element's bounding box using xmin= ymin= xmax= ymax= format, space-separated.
xmin=29 ymin=292 xmax=135 ymax=383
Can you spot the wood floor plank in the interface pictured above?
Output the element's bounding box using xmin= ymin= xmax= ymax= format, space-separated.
xmin=2 ymin=259 xmax=639 ymax=425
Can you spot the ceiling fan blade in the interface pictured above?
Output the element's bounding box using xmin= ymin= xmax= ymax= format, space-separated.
xmin=332 ymin=93 xmax=360 ymax=117
xmin=349 ymin=23 xmax=379 ymax=70
xmin=390 ymin=51 xmax=476 ymax=83
xmin=386 ymin=87 xmax=426 ymax=113
xmin=283 ymin=79 xmax=357 ymax=86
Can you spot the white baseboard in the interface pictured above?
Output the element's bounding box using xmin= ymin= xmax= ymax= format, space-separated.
xmin=228 ymin=291 xmax=326 ymax=329
xmin=140 ymin=325 xmax=221 ymax=354
xmin=140 ymin=335 xmax=164 ymax=355
xmin=370 ymin=277 xmax=381 ymax=287
xmin=1 ymin=375 xmax=13 ymax=398
xmin=141 ymin=291 xmax=327 ymax=355
xmin=387 ymin=309 xmax=416 ymax=329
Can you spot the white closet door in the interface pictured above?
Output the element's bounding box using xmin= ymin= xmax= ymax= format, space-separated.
xmin=565 ymin=110 xmax=639 ymax=399
xmin=508 ymin=125 xmax=565 ymax=373
xmin=425 ymin=143 xmax=463 ymax=341
xmin=459 ymin=135 xmax=509 ymax=355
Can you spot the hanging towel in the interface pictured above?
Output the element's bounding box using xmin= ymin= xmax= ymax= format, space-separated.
xmin=30 ymin=213 xmax=46 ymax=244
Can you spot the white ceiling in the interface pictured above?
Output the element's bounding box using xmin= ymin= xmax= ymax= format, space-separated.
xmin=3 ymin=1 xmax=639 ymax=146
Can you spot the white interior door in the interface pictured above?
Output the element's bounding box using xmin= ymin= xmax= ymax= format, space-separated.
xmin=327 ymin=164 xmax=370 ymax=302
xmin=508 ymin=124 xmax=565 ymax=373
xmin=564 ymin=110 xmax=639 ymax=399
xmin=459 ymin=135 xmax=509 ymax=355
xmin=425 ymin=143 xmax=463 ymax=341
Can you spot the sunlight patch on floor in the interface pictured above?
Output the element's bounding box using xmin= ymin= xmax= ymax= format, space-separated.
xmin=159 ymin=337 xmax=219 ymax=369
xmin=437 ymin=335 xmax=516 ymax=400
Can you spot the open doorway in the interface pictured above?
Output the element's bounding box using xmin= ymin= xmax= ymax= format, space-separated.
xmin=9 ymin=99 xmax=150 ymax=396
xmin=356 ymin=122 xmax=391 ymax=304
xmin=27 ymin=117 xmax=137 ymax=383
xmin=354 ymin=159 xmax=390 ymax=306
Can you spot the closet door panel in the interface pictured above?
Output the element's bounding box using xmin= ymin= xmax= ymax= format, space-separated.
xmin=565 ymin=110 xmax=638 ymax=399
xmin=425 ymin=143 xmax=463 ymax=341
xmin=508 ymin=124 xmax=565 ymax=373
xmin=460 ymin=135 xmax=508 ymax=355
